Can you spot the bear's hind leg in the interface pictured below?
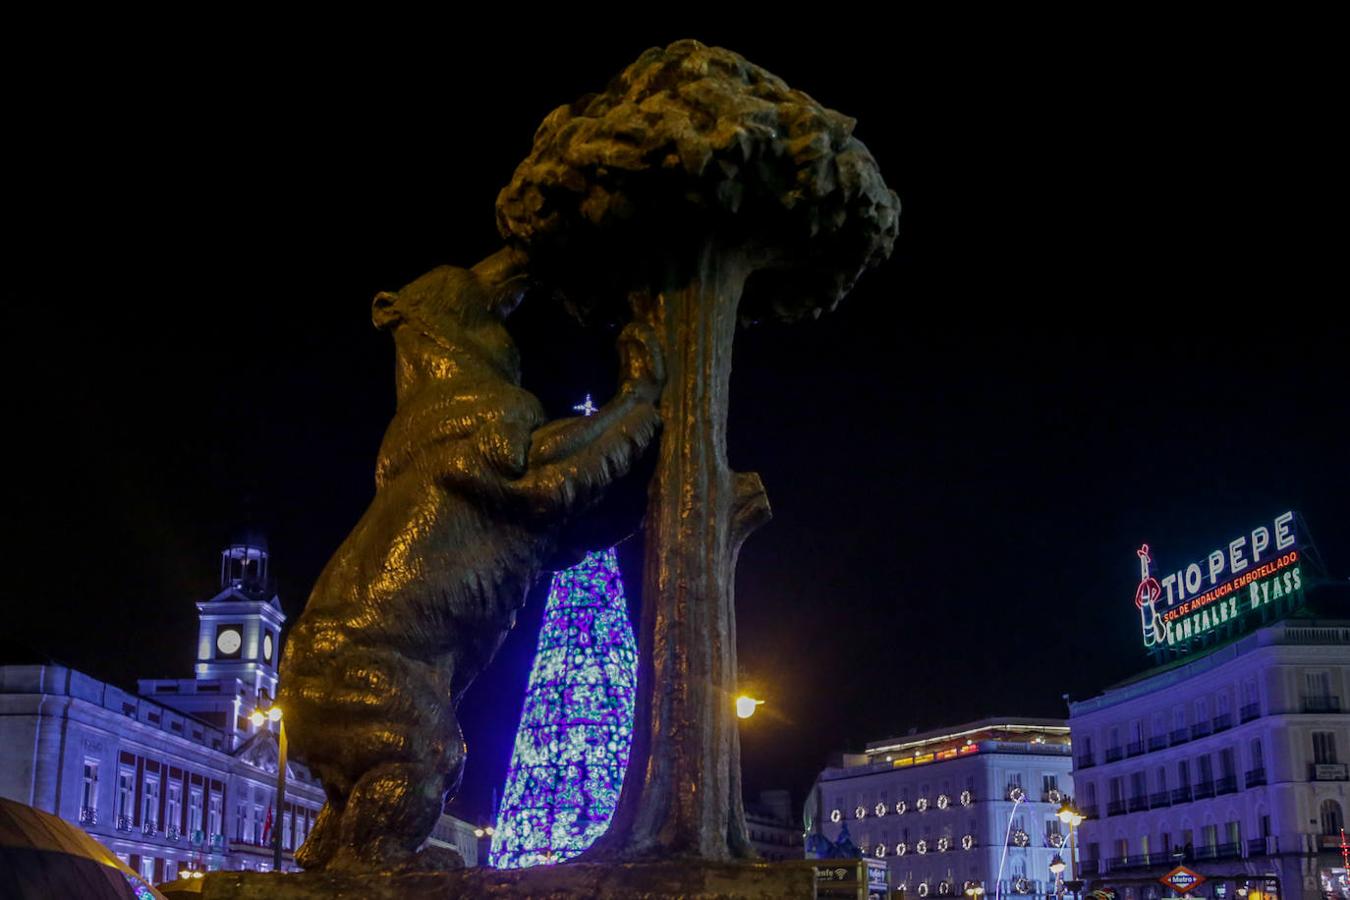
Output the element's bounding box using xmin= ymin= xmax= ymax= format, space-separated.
xmin=294 ymin=798 xmax=343 ymax=870
xmin=328 ymin=760 xmax=451 ymax=872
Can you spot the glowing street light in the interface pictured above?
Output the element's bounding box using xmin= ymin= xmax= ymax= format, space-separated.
xmin=250 ymin=705 xmax=288 ymax=872
xmin=1056 ymin=802 xmax=1085 ymax=900
xmin=1049 ymin=854 xmax=1066 ymax=875
xmin=965 ymin=883 xmax=986 ymax=898
xmin=735 ymin=696 xmax=764 ymax=719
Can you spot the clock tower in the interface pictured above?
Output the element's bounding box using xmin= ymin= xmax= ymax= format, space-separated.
xmin=138 ymin=534 xmax=287 ymax=749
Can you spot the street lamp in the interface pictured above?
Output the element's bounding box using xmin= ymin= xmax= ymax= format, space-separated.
xmin=965 ymin=883 xmax=986 ymax=899
xmin=1057 ymin=802 xmax=1085 ymax=900
xmin=735 ymin=696 xmax=764 ymax=719
xmin=249 ymin=705 xmax=287 ymax=873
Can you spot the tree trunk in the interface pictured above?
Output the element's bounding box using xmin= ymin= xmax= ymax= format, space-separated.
xmin=588 ymin=244 xmax=771 ymax=860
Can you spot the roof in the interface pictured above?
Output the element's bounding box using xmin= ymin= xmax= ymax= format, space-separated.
xmin=865 ymin=716 xmax=1069 ymax=754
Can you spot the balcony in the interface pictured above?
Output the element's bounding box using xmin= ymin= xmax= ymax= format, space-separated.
xmin=1080 ymin=858 xmax=1100 ymax=875
xmin=1303 ymin=696 xmax=1342 ymax=714
xmin=1106 ymin=853 xmax=1155 ymax=871
xmin=1191 ymin=721 xmax=1212 ymax=740
xmin=1216 ymin=775 xmax=1238 ymax=795
xmin=1193 ymin=781 xmax=1215 ymax=800
xmin=115 ymin=815 xmax=134 ymax=833
xmin=1215 ymin=842 xmax=1241 ymax=859
xmin=1076 ymin=753 xmax=1096 ymax=770
xmin=210 ymin=833 xmax=227 ymax=851
xmin=1213 ymin=714 xmax=1232 ymax=732
xmin=1170 ymin=728 xmax=1189 ymax=746
xmin=79 ymin=806 xmax=97 ymax=826
xmin=1311 ymin=762 xmax=1349 ymax=781
xmin=1247 ymin=836 xmax=1274 ymax=856
xmin=1080 ymin=804 xmax=1099 ymax=819
xmin=1126 ymin=741 xmax=1145 ymax=758
xmin=189 ymin=829 xmax=205 ymax=846
xmin=141 ymin=821 xmax=158 ymax=837
xmin=1107 ymin=800 xmax=1126 ymax=817
xmin=1193 ymin=844 xmax=1218 ymax=861
xmin=1171 ymin=786 xmax=1192 ymax=804
xmin=166 ymin=825 xmax=181 ymax=842
xmin=1105 ymin=747 xmax=1123 ymax=763
xmin=1319 ymin=834 xmax=1349 ymax=850
xmin=1149 ymin=791 xmax=1171 ymax=809
xmin=1240 ymin=702 xmax=1261 ymax=723
xmin=1245 ymin=767 xmax=1267 ymax=788
xmin=1128 ymin=796 xmax=1149 ymax=812
xmin=1148 ymin=735 xmax=1168 ymax=752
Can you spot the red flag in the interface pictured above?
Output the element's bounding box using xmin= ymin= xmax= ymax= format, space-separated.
xmin=262 ymin=804 xmax=273 ymax=845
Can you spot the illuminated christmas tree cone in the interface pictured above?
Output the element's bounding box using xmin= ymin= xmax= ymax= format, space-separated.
xmin=490 ymin=546 xmax=638 ymax=867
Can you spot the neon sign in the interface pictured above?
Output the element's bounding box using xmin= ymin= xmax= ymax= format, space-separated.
xmin=1134 ymin=512 xmax=1304 ymax=652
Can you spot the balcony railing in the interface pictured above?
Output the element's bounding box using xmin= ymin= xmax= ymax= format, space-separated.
xmin=1216 ymin=775 xmax=1238 ymax=795
xmin=1303 ymin=695 xmax=1342 ymax=713
xmin=1215 ymin=842 xmax=1241 ymax=859
xmin=1128 ymin=796 xmax=1148 ymax=812
xmin=1126 ymin=741 xmax=1145 ymax=758
xmin=1193 ymin=781 xmax=1215 ymax=800
xmin=1191 ymin=721 xmax=1212 ymax=740
xmin=1213 ymin=714 xmax=1233 ymax=732
xmin=1193 ymin=844 xmax=1218 ymax=861
xmin=1076 ymin=753 xmax=1096 ymax=770
xmin=115 ymin=815 xmax=134 ymax=833
xmin=79 ymin=806 xmax=97 ymax=825
xmin=1080 ymin=858 xmax=1100 ymax=875
xmin=1105 ymin=747 xmax=1124 ymax=763
xmin=141 ymin=821 xmax=158 ymax=837
xmin=1080 ymin=804 xmax=1099 ymax=820
xmin=1107 ymin=800 xmax=1126 ymax=817
xmin=1149 ymin=791 xmax=1171 ymax=809
xmin=1240 ymin=702 xmax=1261 ymax=722
xmin=1170 ymin=728 xmax=1189 ymax=746
xmin=1148 ymin=736 xmax=1168 ymax=752
xmin=1245 ymin=768 xmax=1266 ymax=788
xmin=1106 ymin=853 xmax=1154 ymax=871
xmin=1311 ymin=762 xmax=1349 ymax=781
xmin=1171 ymin=786 xmax=1192 ymax=804
xmin=166 ymin=825 xmax=181 ymax=841
xmin=1247 ymin=836 xmax=1273 ymax=856
xmin=210 ymin=833 xmax=226 ymax=851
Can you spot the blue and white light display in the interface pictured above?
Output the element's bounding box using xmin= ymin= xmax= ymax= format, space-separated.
xmin=489 ymin=546 xmax=638 ymax=868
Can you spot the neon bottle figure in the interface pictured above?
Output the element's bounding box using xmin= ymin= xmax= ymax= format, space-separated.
xmin=1134 ymin=544 xmax=1164 ymax=647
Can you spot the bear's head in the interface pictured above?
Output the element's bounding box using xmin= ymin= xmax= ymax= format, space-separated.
xmin=372 ymin=248 xmax=530 ymax=384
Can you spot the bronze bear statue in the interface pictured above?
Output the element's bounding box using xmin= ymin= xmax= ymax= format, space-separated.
xmin=278 ymin=248 xmax=661 ymax=872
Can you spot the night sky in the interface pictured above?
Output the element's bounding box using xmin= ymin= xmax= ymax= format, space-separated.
xmin=7 ymin=22 xmax=1346 ymax=827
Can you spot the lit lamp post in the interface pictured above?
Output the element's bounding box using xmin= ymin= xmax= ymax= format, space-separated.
xmin=735 ymin=695 xmax=764 ymax=719
xmin=965 ymin=882 xmax=986 ymax=899
xmin=1057 ymin=802 xmax=1085 ymax=900
xmin=249 ymin=706 xmax=286 ymax=873
xmin=1049 ymin=853 xmax=1066 ymax=895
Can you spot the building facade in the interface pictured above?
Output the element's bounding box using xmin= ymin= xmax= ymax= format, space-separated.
xmin=0 ymin=538 xmax=476 ymax=881
xmin=1068 ymin=618 xmax=1350 ymax=900
xmin=807 ymin=718 xmax=1075 ymax=898
xmin=745 ymin=789 xmax=805 ymax=861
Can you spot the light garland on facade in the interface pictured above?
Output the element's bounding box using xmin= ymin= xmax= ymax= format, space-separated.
xmin=962 ymin=834 xmax=975 ymax=850
xmin=939 ymin=881 xmax=953 ymax=896
xmin=1014 ymin=878 xmax=1031 ymax=894
xmin=897 ymin=842 xmax=909 ymax=856
xmin=937 ymin=836 xmax=951 ymax=852
xmin=919 ymin=883 xmax=931 ymax=897
xmin=937 ymin=794 xmax=951 ymax=810
xmin=1008 ymin=786 xmax=1025 ymax=803
xmin=960 ymin=790 xmax=974 ymax=807
xmin=875 ymin=844 xmax=887 ymax=858
xmin=896 ymin=800 xmax=908 ymax=815
xmin=875 ymin=802 xmax=888 ymax=817
xmin=855 ymin=806 xmax=867 ymax=820
xmin=1049 ymin=832 xmax=1064 ymax=849
xmin=917 ymin=839 xmax=929 ymax=855
xmin=916 ymin=797 xmax=930 ymax=812
xmin=831 ymin=809 xmax=842 ymax=823
xmin=1011 ymin=830 xmax=1030 ymax=848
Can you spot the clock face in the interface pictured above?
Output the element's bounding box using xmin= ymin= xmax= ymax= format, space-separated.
xmin=263 ymin=633 xmax=274 ymax=662
xmin=216 ymin=628 xmax=242 ymax=656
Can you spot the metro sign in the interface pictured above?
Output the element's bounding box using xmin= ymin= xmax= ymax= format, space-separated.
xmin=1160 ymin=866 xmax=1206 ymax=894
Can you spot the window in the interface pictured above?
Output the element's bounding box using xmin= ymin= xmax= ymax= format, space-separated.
xmin=1130 ymin=771 xmax=1146 ymax=799
xmin=140 ymin=857 xmax=154 ymax=881
xmin=283 ymin=812 xmax=293 ymax=850
xmin=1243 ymin=681 xmax=1258 ymax=707
xmin=1155 ymin=767 xmax=1168 ymax=792
xmin=1194 ymin=698 xmax=1209 ymax=721
xmin=166 ymin=782 xmax=182 ymax=831
xmin=1174 ymin=707 xmax=1187 ymax=730
xmin=1306 ymin=671 xmax=1333 ymax=700
xmin=253 ymin=805 xmax=265 ymax=845
xmin=208 ymin=792 xmax=222 ymax=836
xmin=1177 ymin=759 xmax=1190 ymax=786
xmin=142 ymin=776 xmax=159 ymax=827
xmin=82 ymin=760 xmax=99 ymax=811
xmin=1116 ymin=837 xmax=1129 ymax=860
xmin=1202 ymin=824 xmax=1217 ymax=851
xmin=117 ymin=768 xmax=135 ymax=820
xmin=164 ymin=860 xmax=177 ymax=882
xmin=1226 ymin=821 xmax=1240 ymax=846
xmin=1219 ymin=748 xmax=1236 ymax=778
xmin=1043 ymin=774 xmax=1058 ymax=796
xmin=1250 ymin=739 xmax=1265 ymax=770
xmin=1197 ymin=755 xmax=1213 ymax=783
xmin=1321 ymin=800 xmax=1345 ymax=836
xmin=1314 ymin=732 xmax=1339 ymax=764
xmin=1085 ymin=782 xmax=1097 ymax=806
xmin=189 ymin=788 xmax=204 ymax=834
xmin=1108 ymin=777 xmax=1124 ymax=804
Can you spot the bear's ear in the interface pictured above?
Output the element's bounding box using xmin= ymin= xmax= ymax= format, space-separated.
xmin=372 ymin=291 xmax=402 ymax=331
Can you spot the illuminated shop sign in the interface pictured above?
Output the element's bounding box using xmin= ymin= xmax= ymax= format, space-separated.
xmin=1134 ymin=512 xmax=1304 ymax=652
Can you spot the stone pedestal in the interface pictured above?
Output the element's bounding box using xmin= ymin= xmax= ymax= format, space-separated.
xmin=195 ymin=860 xmax=816 ymax=899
